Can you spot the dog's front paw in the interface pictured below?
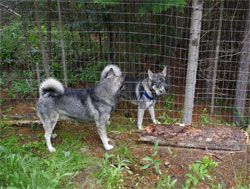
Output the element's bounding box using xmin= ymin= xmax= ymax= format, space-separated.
xmin=104 ymin=144 xmax=114 ymax=150
xmin=48 ymin=147 xmax=56 ymax=152
xmin=138 ymin=125 xmax=143 ymax=130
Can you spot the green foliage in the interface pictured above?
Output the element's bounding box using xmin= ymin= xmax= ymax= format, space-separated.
xmin=157 ymin=111 xmax=181 ymax=125
xmin=11 ymin=80 xmax=38 ymax=98
xmin=141 ymin=141 xmax=163 ymax=175
xmin=164 ymin=95 xmax=177 ymax=111
xmin=157 ymin=175 xmax=177 ymax=189
xmin=157 ymin=95 xmax=181 ymax=124
xmin=0 ymin=123 xmax=248 ymax=188
xmin=0 ymin=1 xmax=186 ymax=87
xmin=96 ymin=153 xmax=131 ymax=188
xmin=1 ymin=71 xmax=38 ymax=99
xmin=195 ymin=156 xmax=218 ymax=172
xmin=201 ymin=108 xmax=214 ymax=126
xmin=0 ymin=20 xmax=25 ymax=65
xmin=216 ymin=99 xmax=233 ymax=112
xmin=0 ymin=136 xmax=93 ymax=188
xmin=167 ymin=147 xmax=177 ymax=159
xmin=93 ymin=0 xmax=119 ymax=7
xmin=183 ymin=156 xmax=218 ymax=188
xmin=157 ymin=112 xmax=170 ymax=124
xmin=107 ymin=123 xmax=131 ymax=132
xmin=79 ymin=61 xmax=106 ymax=82
xmin=113 ymin=145 xmax=134 ymax=161
xmin=67 ymin=61 xmax=106 ymax=85
xmin=234 ymin=107 xmax=250 ymax=126
xmin=139 ymin=0 xmax=187 ymax=15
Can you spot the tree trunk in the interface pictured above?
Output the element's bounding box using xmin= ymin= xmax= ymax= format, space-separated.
xmin=183 ymin=0 xmax=204 ymax=125
xmin=70 ymin=27 xmax=78 ymax=66
xmin=33 ymin=0 xmax=50 ymax=78
xmin=232 ymin=4 xmax=250 ymax=125
xmin=57 ymin=0 xmax=68 ymax=87
xmin=210 ymin=0 xmax=224 ymax=114
xmin=0 ymin=4 xmax=2 ymax=29
xmin=36 ymin=63 xmax=41 ymax=87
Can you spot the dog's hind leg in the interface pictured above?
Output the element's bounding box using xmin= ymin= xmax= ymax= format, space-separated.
xmin=50 ymin=114 xmax=59 ymax=139
xmin=39 ymin=112 xmax=59 ymax=152
xmin=148 ymin=105 xmax=157 ymax=124
xmin=44 ymin=126 xmax=56 ymax=152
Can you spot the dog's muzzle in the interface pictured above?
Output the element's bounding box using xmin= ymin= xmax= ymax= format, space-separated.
xmin=165 ymin=85 xmax=170 ymax=93
xmin=159 ymin=85 xmax=169 ymax=94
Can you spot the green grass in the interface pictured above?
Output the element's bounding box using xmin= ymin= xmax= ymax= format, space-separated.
xmin=95 ymin=153 xmax=131 ymax=189
xmin=106 ymin=121 xmax=134 ymax=132
xmin=113 ymin=144 xmax=137 ymax=164
xmin=0 ymin=121 xmax=249 ymax=188
xmin=0 ymin=135 xmax=94 ymax=188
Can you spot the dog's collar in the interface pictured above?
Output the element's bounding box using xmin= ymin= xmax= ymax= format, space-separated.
xmin=139 ymin=91 xmax=154 ymax=101
xmin=138 ymin=80 xmax=159 ymax=101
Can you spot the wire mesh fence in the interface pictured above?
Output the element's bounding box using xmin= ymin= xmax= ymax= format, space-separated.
xmin=0 ymin=0 xmax=249 ymax=127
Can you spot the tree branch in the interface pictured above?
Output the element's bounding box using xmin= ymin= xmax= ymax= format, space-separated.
xmin=0 ymin=3 xmax=21 ymax=17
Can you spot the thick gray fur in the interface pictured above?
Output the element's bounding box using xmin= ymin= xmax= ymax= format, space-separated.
xmin=103 ymin=65 xmax=169 ymax=129
xmin=37 ymin=65 xmax=125 ymax=152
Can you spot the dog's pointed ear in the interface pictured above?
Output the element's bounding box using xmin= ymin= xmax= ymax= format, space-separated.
xmin=106 ymin=68 xmax=115 ymax=78
xmin=162 ymin=66 xmax=167 ymax=77
xmin=148 ymin=69 xmax=153 ymax=80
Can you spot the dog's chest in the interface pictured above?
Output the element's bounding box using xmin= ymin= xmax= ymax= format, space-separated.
xmin=145 ymin=100 xmax=155 ymax=107
xmin=138 ymin=99 xmax=156 ymax=109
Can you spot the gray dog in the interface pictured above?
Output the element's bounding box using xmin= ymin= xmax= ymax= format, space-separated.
xmin=37 ymin=65 xmax=125 ymax=152
xmin=102 ymin=65 xmax=169 ymax=129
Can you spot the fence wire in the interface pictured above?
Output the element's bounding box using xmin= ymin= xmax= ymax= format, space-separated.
xmin=0 ymin=0 xmax=249 ymax=127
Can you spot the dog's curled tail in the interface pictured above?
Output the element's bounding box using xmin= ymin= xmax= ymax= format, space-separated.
xmin=101 ymin=64 xmax=122 ymax=79
xmin=39 ymin=78 xmax=65 ymax=97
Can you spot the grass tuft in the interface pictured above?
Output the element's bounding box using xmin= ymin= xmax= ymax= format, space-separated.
xmin=0 ymin=136 xmax=93 ymax=188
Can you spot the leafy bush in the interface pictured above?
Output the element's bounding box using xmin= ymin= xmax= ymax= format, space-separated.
xmin=11 ymin=80 xmax=38 ymax=98
xmin=75 ymin=61 xmax=106 ymax=83
xmin=139 ymin=0 xmax=188 ymax=15
xmin=0 ymin=20 xmax=25 ymax=66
